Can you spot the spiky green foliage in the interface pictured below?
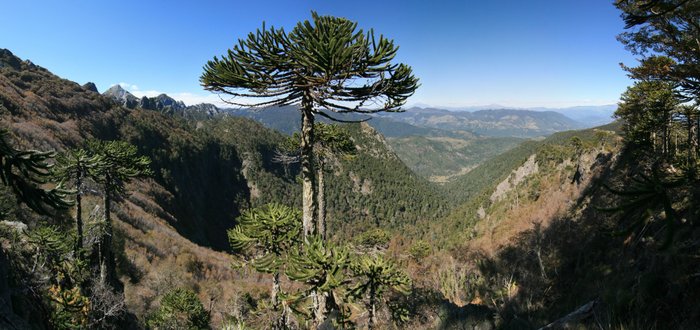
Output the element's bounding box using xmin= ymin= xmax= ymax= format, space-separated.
xmin=616 ymin=80 xmax=680 ymax=152
xmin=53 ymin=149 xmax=101 ymax=186
xmin=200 ymin=11 xmax=418 ymax=112
xmin=286 ymin=236 xmax=351 ymax=322
xmin=227 ymin=203 xmax=301 ymax=273
xmin=286 ymin=236 xmax=350 ymax=293
xmin=201 ymin=11 xmax=419 ymax=239
xmin=86 ymin=139 xmax=151 ymax=287
xmin=228 ymin=203 xmax=301 ymax=321
xmin=147 ymin=288 xmax=210 ymax=330
xmin=349 ymin=254 xmax=411 ymax=329
xmin=601 ymin=165 xmax=688 ymax=249
xmin=86 ymin=140 xmax=152 ymax=196
xmin=53 ymin=148 xmax=101 ymax=255
xmin=0 ymin=129 xmax=72 ymax=216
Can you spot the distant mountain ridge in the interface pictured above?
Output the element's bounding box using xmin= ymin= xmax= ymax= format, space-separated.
xmin=408 ymin=104 xmax=617 ymax=127
xmin=377 ymin=107 xmax=585 ymax=138
xmin=102 ymin=84 xmax=222 ymax=119
xmin=101 ymin=84 xmax=611 ymax=138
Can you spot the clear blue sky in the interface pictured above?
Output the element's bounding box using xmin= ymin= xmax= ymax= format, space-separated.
xmin=0 ymin=0 xmax=636 ymax=108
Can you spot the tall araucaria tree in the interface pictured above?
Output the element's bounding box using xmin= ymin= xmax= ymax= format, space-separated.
xmin=200 ymin=12 xmax=419 ymax=240
xmin=53 ymin=148 xmax=101 ymax=257
xmin=87 ymin=140 xmax=151 ymax=287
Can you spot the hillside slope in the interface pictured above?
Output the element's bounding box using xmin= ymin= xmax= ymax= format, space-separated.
xmin=0 ymin=48 xmax=452 ymax=328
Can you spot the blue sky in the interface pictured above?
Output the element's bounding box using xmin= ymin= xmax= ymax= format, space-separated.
xmin=0 ymin=0 xmax=636 ymax=108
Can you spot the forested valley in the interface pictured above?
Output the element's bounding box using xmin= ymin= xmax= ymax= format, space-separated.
xmin=1 ymin=1 xmax=700 ymax=329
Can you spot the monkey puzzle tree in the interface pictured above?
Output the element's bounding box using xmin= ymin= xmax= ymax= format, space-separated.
xmin=228 ymin=203 xmax=301 ymax=316
xmin=0 ymin=129 xmax=72 ymax=217
xmin=53 ymin=148 xmax=101 ymax=257
xmin=286 ymin=236 xmax=351 ymax=327
xmin=87 ymin=140 xmax=151 ymax=287
xmin=349 ymin=254 xmax=411 ymax=329
xmin=200 ymin=12 xmax=419 ymax=239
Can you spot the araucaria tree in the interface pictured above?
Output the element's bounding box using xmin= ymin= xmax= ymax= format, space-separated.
xmin=0 ymin=129 xmax=72 ymax=216
xmin=227 ymin=203 xmax=301 ymax=316
xmin=200 ymin=12 xmax=419 ymax=239
xmin=53 ymin=148 xmax=101 ymax=257
xmin=87 ymin=140 xmax=151 ymax=287
xmin=349 ymin=254 xmax=411 ymax=329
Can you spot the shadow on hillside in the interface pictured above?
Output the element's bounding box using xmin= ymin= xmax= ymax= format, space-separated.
xmin=464 ymin=148 xmax=700 ymax=329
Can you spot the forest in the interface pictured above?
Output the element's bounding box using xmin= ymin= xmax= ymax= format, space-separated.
xmin=1 ymin=1 xmax=700 ymax=329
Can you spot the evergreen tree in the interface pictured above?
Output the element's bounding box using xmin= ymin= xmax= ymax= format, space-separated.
xmin=349 ymin=254 xmax=411 ymax=329
xmin=617 ymin=0 xmax=700 ymax=100
xmin=286 ymin=236 xmax=351 ymax=327
xmin=0 ymin=129 xmax=72 ymax=216
xmin=200 ymin=12 xmax=419 ymax=239
xmin=616 ymin=80 xmax=680 ymax=154
xmin=617 ymin=0 xmax=700 ymax=157
xmin=86 ymin=140 xmax=151 ymax=287
xmin=53 ymin=148 xmax=101 ymax=257
xmin=227 ymin=203 xmax=301 ymax=322
xmin=148 ymin=288 xmax=210 ymax=330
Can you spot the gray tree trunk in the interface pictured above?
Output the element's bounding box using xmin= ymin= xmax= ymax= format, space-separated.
xmin=272 ymin=271 xmax=280 ymax=309
xmin=99 ymin=182 xmax=117 ymax=288
xmin=317 ymin=165 xmax=326 ymax=240
xmin=300 ymin=92 xmax=317 ymax=240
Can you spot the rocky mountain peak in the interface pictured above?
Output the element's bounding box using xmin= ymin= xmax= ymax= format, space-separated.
xmin=103 ymin=84 xmax=139 ymax=108
xmin=82 ymin=82 xmax=98 ymax=93
xmin=0 ymin=48 xmax=22 ymax=70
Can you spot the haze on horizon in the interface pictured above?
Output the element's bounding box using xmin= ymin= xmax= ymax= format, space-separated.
xmin=0 ymin=0 xmax=635 ymax=109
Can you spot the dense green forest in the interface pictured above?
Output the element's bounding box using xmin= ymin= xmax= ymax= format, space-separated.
xmin=2 ymin=1 xmax=700 ymax=329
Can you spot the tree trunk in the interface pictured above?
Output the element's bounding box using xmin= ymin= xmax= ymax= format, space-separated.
xmin=272 ymin=271 xmax=283 ymax=330
xmin=300 ymin=91 xmax=317 ymax=240
xmin=312 ymin=289 xmax=327 ymax=327
xmin=75 ymin=173 xmax=83 ymax=258
xmin=662 ymin=110 xmax=669 ymax=156
xmin=368 ymin=285 xmax=377 ymax=330
xmin=271 ymin=271 xmax=280 ymax=310
xmin=317 ymin=165 xmax=326 ymax=240
xmin=100 ymin=183 xmax=116 ymax=288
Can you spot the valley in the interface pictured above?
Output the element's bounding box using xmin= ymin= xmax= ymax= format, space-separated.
xmin=1 ymin=2 xmax=699 ymax=329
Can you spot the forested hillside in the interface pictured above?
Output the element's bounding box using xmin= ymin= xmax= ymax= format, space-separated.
xmin=2 ymin=1 xmax=700 ymax=329
xmin=0 ymin=48 xmax=453 ymax=328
